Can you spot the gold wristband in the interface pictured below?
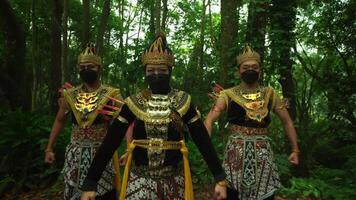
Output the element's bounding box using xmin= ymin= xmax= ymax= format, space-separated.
xmin=45 ymin=149 xmax=53 ymax=153
xmin=217 ymin=180 xmax=227 ymax=187
xmin=292 ymin=149 xmax=300 ymax=154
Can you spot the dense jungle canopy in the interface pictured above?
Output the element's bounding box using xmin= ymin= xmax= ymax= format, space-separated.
xmin=0 ymin=0 xmax=355 ymax=199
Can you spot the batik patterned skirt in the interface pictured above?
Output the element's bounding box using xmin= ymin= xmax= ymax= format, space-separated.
xmin=223 ymin=125 xmax=281 ymax=200
xmin=124 ymin=166 xmax=185 ymax=200
xmin=62 ymin=124 xmax=115 ymax=200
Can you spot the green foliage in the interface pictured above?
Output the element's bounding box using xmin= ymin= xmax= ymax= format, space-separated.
xmin=296 ymin=0 xmax=355 ymax=135
xmin=311 ymin=161 xmax=356 ymax=200
xmin=278 ymin=154 xmax=356 ymax=200
xmin=1 ymin=0 xmax=355 ymax=198
xmin=278 ymin=173 xmax=356 ymax=200
xmin=0 ymin=108 xmax=70 ymax=195
xmin=274 ymin=153 xmax=292 ymax=183
xmin=278 ymin=178 xmax=321 ymax=199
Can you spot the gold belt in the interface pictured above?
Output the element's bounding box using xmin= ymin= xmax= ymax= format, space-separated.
xmin=120 ymin=139 xmax=194 ymax=200
xmin=229 ymin=124 xmax=268 ymax=136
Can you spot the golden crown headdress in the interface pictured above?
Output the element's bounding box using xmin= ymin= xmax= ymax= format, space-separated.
xmin=77 ymin=43 xmax=102 ymax=66
xmin=236 ymin=44 xmax=261 ymax=67
xmin=141 ymin=32 xmax=175 ymax=66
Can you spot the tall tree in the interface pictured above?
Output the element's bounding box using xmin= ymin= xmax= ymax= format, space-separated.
xmin=148 ymin=0 xmax=167 ymax=38
xmin=82 ymin=0 xmax=90 ymax=46
xmin=31 ymin=0 xmax=38 ymax=111
xmin=62 ymin=0 xmax=68 ymax=82
xmin=118 ymin=0 xmax=125 ymax=57
xmin=270 ymin=0 xmax=297 ymax=120
xmin=161 ymin=0 xmax=168 ymax=30
xmin=49 ymin=0 xmax=63 ymax=113
xmin=245 ymin=0 xmax=269 ymax=63
xmin=96 ymin=0 xmax=111 ymax=56
xmin=0 ymin=0 xmax=29 ymax=110
xmin=154 ymin=0 xmax=161 ymax=35
xmin=148 ymin=0 xmax=156 ymax=39
xmin=220 ymin=0 xmax=239 ymax=87
xmin=198 ymin=0 xmax=207 ymax=70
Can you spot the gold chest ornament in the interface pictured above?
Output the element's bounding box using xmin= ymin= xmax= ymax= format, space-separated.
xmin=75 ymin=92 xmax=99 ymax=120
xmin=223 ymin=86 xmax=273 ymax=122
xmin=62 ymin=85 xmax=120 ymax=128
xmin=240 ymin=88 xmax=266 ymax=122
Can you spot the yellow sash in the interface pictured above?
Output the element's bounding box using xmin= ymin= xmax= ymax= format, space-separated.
xmin=112 ymin=152 xmax=121 ymax=200
xmin=120 ymin=139 xmax=194 ymax=200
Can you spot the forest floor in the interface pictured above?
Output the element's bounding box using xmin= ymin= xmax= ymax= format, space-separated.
xmin=3 ymin=183 xmax=302 ymax=200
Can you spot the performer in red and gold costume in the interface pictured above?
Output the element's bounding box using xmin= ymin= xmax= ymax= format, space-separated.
xmin=44 ymin=44 xmax=126 ymax=200
xmin=205 ymin=44 xmax=299 ymax=200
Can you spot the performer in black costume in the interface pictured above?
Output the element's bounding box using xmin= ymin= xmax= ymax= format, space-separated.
xmin=81 ymin=33 xmax=228 ymax=200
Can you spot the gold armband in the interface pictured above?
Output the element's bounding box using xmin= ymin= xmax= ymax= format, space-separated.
xmin=187 ymin=115 xmax=200 ymax=124
xmin=117 ymin=115 xmax=128 ymax=123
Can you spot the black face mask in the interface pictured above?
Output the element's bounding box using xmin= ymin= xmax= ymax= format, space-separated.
xmin=80 ymin=69 xmax=98 ymax=84
xmin=145 ymin=74 xmax=171 ymax=94
xmin=241 ymin=70 xmax=259 ymax=84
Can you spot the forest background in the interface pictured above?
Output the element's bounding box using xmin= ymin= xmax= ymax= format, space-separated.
xmin=0 ymin=0 xmax=355 ymax=199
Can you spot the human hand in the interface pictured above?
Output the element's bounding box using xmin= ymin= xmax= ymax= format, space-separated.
xmin=81 ymin=191 xmax=96 ymax=200
xmin=208 ymin=83 xmax=224 ymax=101
xmin=288 ymin=152 xmax=299 ymax=165
xmin=44 ymin=151 xmax=55 ymax=164
xmin=214 ymin=181 xmax=227 ymax=200
xmin=119 ymin=152 xmax=128 ymax=166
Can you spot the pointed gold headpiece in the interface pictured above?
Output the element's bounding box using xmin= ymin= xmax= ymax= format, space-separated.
xmin=141 ymin=31 xmax=174 ymax=66
xmin=236 ymin=44 xmax=261 ymax=67
xmin=77 ymin=43 xmax=102 ymax=66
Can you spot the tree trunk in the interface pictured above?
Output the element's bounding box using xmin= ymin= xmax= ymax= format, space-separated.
xmin=62 ymin=0 xmax=68 ymax=82
xmin=220 ymin=0 xmax=239 ymax=87
xmin=82 ymin=0 xmax=90 ymax=47
xmin=49 ymin=0 xmax=63 ymax=113
xmin=118 ymin=0 xmax=125 ymax=57
xmin=207 ymin=0 xmax=217 ymax=47
xmin=31 ymin=0 xmax=38 ymax=111
xmin=270 ymin=0 xmax=301 ymax=176
xmin=118 ymin=0 xmax=125 ymax=65
xmin=154 ymin=0 xmax=161 ymax=36
xmin=245 ymin=0 xmax=269 ymax=64
xmin=161 ymin=0 xmax=168 ymax=30
xmin=148 ymin=0 xmax=156 ymax=40
xmin=0 ymin=0 xmax=29 ymax=110
xmin=96 ymin=0 xmax=110 ymax=56
xmin=199 ymin=0 xmax=207 ymax=70
xmin=270 ymin=0 xmax=297 ymax=120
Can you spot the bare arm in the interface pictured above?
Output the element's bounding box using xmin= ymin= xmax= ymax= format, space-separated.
xmin=204 ymin=97 xmax=226 ymax=136
xmin=273 ymin=107 xmax=299 ymax=165
xmin=44 ymin=101 xmax=68 ymax=163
